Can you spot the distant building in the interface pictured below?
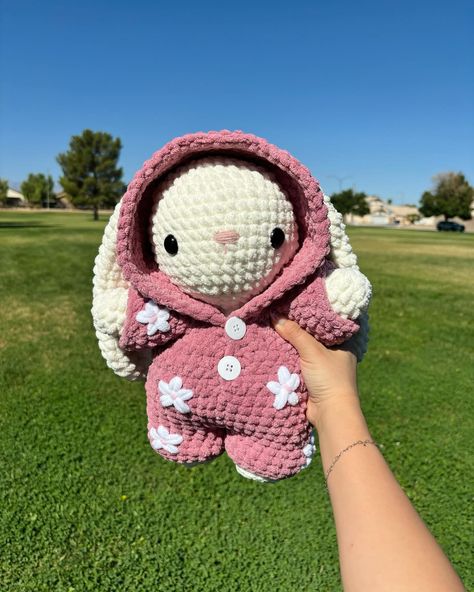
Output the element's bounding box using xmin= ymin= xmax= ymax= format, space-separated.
xmin=55 ymin=191 xmax=74 ymax=209
xmin=349 ymin=195 xmax=420 ymax=226
xmin=3 ymin=187 xmax=72 ymax=209
xmin=5 ymin=187 xmax=28 ymax=207
xmin=390 ymin=204 xmax=420 ymax=225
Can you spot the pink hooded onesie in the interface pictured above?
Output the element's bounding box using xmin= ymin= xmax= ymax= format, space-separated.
xmin=93 ymin=130 xmax=371 ymax=482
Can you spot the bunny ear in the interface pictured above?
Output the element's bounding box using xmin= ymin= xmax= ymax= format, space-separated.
xmin=323 ymin=194 xmax=358 ymax=269
xmin=323 ymin=194 xmax=370 ymax=362
xmin=92 ymin=201 xmax=150 ymax=380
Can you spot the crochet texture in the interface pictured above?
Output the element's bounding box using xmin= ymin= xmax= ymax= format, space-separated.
xmin=92 ymin=130 xmax=371 ymax=482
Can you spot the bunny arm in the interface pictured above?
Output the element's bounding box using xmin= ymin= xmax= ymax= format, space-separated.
xmin=323 ymin=266 xmax=371 ymax=361
xmin=273 ymin=263 xmax=371 ymax=352
xmin=118 ymin=288 xmax=192 ymax=351
xmin=324 ymin=266 xmax=372 ymax=321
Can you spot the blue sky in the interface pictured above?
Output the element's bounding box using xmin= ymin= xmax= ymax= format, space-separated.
xmin=1 ymin=0 xmax=473 ymax=203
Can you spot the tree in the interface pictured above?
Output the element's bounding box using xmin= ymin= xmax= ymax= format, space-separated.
xmin=420 ymin=172 xmax=473 ymax=221
xmin=20 ymin=173 xmax=55 ymax=207
xmin=406 ymin=213 xmax=421 ymax=224
xmin=57 ymin=129 xmax=124 ymax=220
xmin=0 ymin=178 xmax=8 ymax=206
xmin=330 ymin=189 xmax=370 ymax=222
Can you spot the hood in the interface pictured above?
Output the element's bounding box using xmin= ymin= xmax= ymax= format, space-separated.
xmin=116 ymin=130 xmax=330 ymax=326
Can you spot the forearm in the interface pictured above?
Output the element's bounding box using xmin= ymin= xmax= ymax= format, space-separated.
xmin=313 ymin=401 xmax=465 ymax=592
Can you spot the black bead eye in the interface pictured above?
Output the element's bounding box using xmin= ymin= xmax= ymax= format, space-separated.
xmin=164 ymin=234 xmax=178 ymax=255
xmin=270 ymin=227 xmax=285 ymax=249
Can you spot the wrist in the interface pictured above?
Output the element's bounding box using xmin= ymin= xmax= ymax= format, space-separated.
xmin=311 ymin=397 xmax=372 ymax=476
xmin=308 ymin=394 xmax=364 ymax=433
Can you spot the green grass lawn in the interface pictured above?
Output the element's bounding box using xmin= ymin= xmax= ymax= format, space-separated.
xmin=1 ymin=211 xmax=472 ymax=591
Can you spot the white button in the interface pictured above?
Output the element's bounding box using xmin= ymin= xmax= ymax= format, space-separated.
xmin=217 ymin=355 xmax=241 ymax=381
xmin=225 ymin=317 xmax=246 ymax=340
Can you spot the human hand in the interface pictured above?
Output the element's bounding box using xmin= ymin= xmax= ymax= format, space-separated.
xmin=272 ymin=317 xmax=361 ymax=429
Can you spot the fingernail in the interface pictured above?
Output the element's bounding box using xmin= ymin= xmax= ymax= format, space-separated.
xmin=271 ymin=314 xmax=286 ymax=327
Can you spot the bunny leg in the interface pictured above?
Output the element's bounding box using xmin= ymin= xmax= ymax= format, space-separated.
xmin=147 ymin=420 xmax=225 ymax=465
xmin=225 ymin=430 xmax=315 ymax=482
xmin=146 ymin=367 xmax=225 ymax=464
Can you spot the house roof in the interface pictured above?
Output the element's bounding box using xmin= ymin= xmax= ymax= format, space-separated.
xmin=7 ymin=188 xmax=27 ymax=201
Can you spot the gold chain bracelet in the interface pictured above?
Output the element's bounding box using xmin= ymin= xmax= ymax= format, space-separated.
xmin=325 ymin=439 xmax=378 ymax=485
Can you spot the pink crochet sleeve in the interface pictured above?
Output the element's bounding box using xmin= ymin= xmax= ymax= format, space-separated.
xmin=119 ymin=288 xmax=191 ymax=351
xmin=273 ymin=263 xmax=360 ymax=347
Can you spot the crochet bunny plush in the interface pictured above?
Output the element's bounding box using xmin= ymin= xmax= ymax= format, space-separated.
xmin=92 ymin=131 xmax=371 ymax=482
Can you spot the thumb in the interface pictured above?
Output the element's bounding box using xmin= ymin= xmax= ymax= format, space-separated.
xmin=272 ymin=316 xmax=326 ymax=361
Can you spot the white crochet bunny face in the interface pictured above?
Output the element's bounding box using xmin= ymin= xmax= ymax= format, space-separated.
xmin=150 ymin=157 xmax=299 ymax=313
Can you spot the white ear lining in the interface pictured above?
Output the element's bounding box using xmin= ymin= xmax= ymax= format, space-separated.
xmin=91 ymin=201 xmax=149 ymax=381
xmin=323 ymin=194 xmax=358 ymax=269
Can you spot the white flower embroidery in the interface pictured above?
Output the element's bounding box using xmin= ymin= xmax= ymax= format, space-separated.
xmin=158 ymin=376 xmax=193 ymax=414
xmin=149 ymin=425 xmax=183 ymax=454
xmin=266 ymin=366 xmax=300 ymax=410
xmin=136 ymin=300 xmax=170 ymax=335
xmin=302 ymin=432 xmax=316 ymax=467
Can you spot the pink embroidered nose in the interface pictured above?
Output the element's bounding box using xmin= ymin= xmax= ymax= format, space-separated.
xmin=214 ymin=230 xmax=240 ymax=244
